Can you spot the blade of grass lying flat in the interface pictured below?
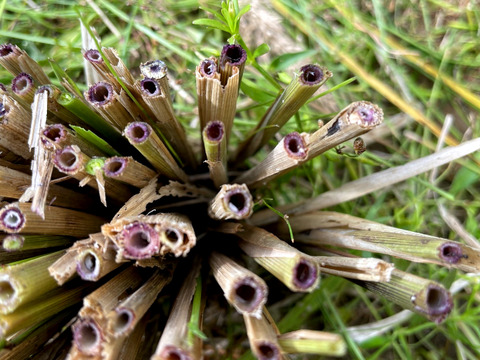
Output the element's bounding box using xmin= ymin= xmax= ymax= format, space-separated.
xmin=332 ymin=2 xmax=480 ymax=112
xmin=271 ymin=0 xmax=454 ymax=146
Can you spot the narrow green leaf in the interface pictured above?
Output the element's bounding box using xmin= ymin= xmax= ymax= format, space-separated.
xmin=192 ymin=18 xmax=230 ymax=33
xmin=252 ymin=43 xmax=270 ymax=59
xmin=70 ymin=126 xmax=120 ymax=157
xmin=235 ymin=4 xmax=251 ymax=23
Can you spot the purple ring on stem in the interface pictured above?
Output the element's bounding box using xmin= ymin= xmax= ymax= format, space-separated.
xmin=140 ymin=78 xmax=161 ymax=96
xmin=125 ymin=122 xmax=151 ymax=144
xmin=0 ymin=207 xmax=25 ymax=232
xmin=255 ymin=341 xmax=281 ymax=360
xmin=87 ymin=82 xmax=113 ymax=106
xmin=205 ymin=121 xmax=224 ymax=142
xmin=299 ymin=64 xmax=324 ymax=85
xmin=233 ymin=276 xmax=266 ymax=313
xmin=292 ymin=258 xmax=318 ymax=290
xmin=0 ymin=44 xmax=15 ymax=57
xmin=284 ymin=132 xmax=307 ymax=160
xmin=103 ymin=157 xmax=127 ymax=177
xmin=438 ymin=242 xmax=463 ymax=264
xmin=113 ymin=307 xmax=135 ymax=336
xmin=84 ymin=49 xmax=103 ymax=63
xmin=73 ymin=319 xmax=103 ymax=356
xmin=43 ymin=124 xmax=66 ymax=143
xmin=76 ymin=250 xmax=101 ymax=281
xmin=11 ymin=73 xmax=34 ymax=95
xmin=223 ymin=187 xmax=253 ymax=218
xmin=120 ymin=222 xmax=160 ymax=259
xmin=220 ymin=44 xmax=247 ymax=66
xmin=53 ymin=146 xmax=82 ymax=174
xmin=199 ymin=59 xmax=217 ymax=77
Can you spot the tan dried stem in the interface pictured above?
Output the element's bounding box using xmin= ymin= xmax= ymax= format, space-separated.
xmin=208 ymin=184 xmax=253 ymax=220
xmin=236 ymin=101 xmax=383 ymax=187
xmin=0 ymin=202 xmax=106 ymax=237
xmin=210 ymin=251 xmax=268 ymax=317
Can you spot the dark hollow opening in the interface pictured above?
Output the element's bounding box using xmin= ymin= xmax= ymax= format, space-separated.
xmin=77 ymin=323 xmax=100 ymax=351
xmin=165 ymin=229 xmax=179 ymax=244
xmin=58 ymin=150 xmax=77 ymax=168
xmin=426 ymin=286 xmax=450 ymax=315
xmin=104 ymin=159 xmax=125 ymax=175
xmin=257 ymin=343 xmax=278 ymax=360
xmin=228 ymin=193 xmax=246 ymax=212
xmin=85 ymin=50 xmax=101 ymax=61
xmin=300 ymin=65 xmax=323 ymax=84
xmin=83 ymin=253 xmax=96 ymax=273
xmin=89 ymin=84 xmax=111 ymax=103
xmin=201 ymin=60 xmax=216 ymax=76
xmin=129 ymin=230 xmax=151 ymax=249
xmin=129 ymin=124 xmax=149 ymax=140
xmin=141 ymin=79 xmax=159 ymax=95
xmin=294 ymin=260 xmax=316 ymax=289
xmin=235 ymin=283 xmax=256 ymax=304
xmin=114 ymin=310 xmax=132 ymax=333
xmin=0 ymin=45 xmax=13 ymax=57
xmin=43 ymin=125 xmax=62 ymax=141
xmin=440 ymin=243 xmax=462 ymax=264
xmin=225 ymin=46 xmax=243 ymax=63
xmin=206 ymin=122 xmax=223 ymax=141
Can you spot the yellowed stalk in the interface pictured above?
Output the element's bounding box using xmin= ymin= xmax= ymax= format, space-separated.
xmin=123 ymin=122 xmax=188 ymax=182
xmin=85 ymin=81 xmax=134 ymax=131
xmin=209 ymin=251 xmax=268 ymax=317
xmin=0 ymin=202 xmax=106 ymax=237
xmin=313 ymin=256 xmax=394 ymax=282
xmin=280 ymin=211 xmax=480 ymax=273
xmin=0 ymin=280 xmax=92 ymax=341
xmin=229 ymin=225 xmax=320 ymax=292
xmin=278 ymin=330 xmax=346 ymax=356
xmin=196 ymin=58 xmax=239 ymax=143
xmin=353 ymin=268 xmax=452 ymax=324
xmin=0 ymin=251 xmax=64 ymax=314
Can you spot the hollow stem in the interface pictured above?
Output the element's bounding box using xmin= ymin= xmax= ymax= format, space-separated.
xmin=0 ymin=202 xmax=106 ymax=237
xmin=203 ymin=121 xmax=228 ymax=187
xmin=124 ymin=121 xmax=188 ymax=182
xmin=235 ymin=64 xmax=331 ymax=162
xmin=208 ymin=184 xmax=253 ymax=220
xmin=103 ymin=156 xmax=156 ymax=188
xmin=0 ymin=251 xmax=63 ymax=314
xmin=209 ymin=251 xmax=268 ymax=317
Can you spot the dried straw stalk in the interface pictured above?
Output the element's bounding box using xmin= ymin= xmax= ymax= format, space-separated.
xmin=209 ymin=251 xmax=268 ymax=317
xmin=236 ymin=101 xmax=383 ymax=187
